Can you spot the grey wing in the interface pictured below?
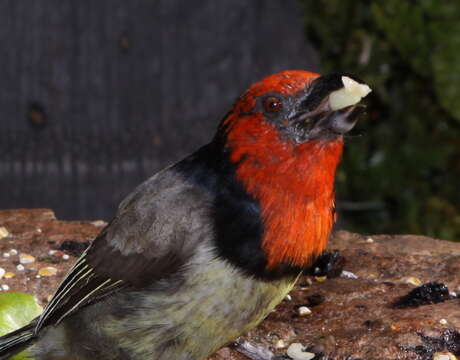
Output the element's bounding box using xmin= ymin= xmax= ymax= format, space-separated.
xmin=34 ymin=169 xmax=213 ymax=333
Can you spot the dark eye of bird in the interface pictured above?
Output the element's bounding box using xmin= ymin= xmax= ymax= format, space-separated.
xmin=263 ymin=96 xmax=282 ymax=113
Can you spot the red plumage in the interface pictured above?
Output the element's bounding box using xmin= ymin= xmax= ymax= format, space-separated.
xmin=224 ymin=70 xmax=344 ymax=268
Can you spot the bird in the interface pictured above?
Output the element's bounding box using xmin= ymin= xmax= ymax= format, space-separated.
xmin=0 ymin=70 xmax=370 ymax=360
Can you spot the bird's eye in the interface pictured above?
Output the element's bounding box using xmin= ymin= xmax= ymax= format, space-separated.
xmin=263 ymin=97 xmax=282 ymax=113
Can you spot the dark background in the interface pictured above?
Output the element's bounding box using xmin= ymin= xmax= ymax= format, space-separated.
xmin=0 ymin=1 xmax=317 ymax=221
xmin=2 ymin=1 xmax=460 ymax=240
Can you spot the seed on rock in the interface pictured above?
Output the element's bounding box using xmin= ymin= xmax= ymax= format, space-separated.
xmin=0 ymin=227 xmax=9 ymax=239
xmin=297 ymin=306 xmax=312 ymax=316
xmin=433 ymin=352 xmax=457 ymax=360
xmin=404 ymin=277 xmax=422 ymax=286
xmin=0 ymin=268 xmax=5 ymax=279
xmin=275 ymin=339 xmax=286 ymax=349
xmin=16 ymin=264 xmax=25 ymax=271
xmin=1 ymin=284 xmax=9 ymax=291
xmin=286 ymin=343 xmax=315 ymax=360
xmin=341 ymin=270 xmax=358 ymax=279
xmin=38 ymin=266 xmax=58 ymax=277
xmin=19 ymin=254 xmax=36 ymax=264
xmin=4 ymin=272 xmax=15 ymax=279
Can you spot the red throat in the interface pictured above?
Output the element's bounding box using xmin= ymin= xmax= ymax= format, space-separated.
xmin=226 ymin=114 xmax=344 ymax=269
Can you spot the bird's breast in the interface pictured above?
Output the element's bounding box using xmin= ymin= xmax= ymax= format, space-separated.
xmin=100 ymin=246 xmax=297 ymax=359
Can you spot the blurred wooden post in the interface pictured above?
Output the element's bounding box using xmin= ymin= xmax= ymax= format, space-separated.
xmin=0 ymin=0 xmax=317 ymax=220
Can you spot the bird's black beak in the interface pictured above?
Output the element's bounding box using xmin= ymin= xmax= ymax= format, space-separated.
xmin=289 ymin=73 xmax=371 ymax=141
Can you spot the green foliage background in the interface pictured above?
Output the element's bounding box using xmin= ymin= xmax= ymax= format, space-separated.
xmin=301 ymin=1 xmax=460 ymax=240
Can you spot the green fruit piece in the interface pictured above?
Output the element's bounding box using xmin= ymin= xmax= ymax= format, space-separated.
xmin=0 ymin=292 xmax=43 ymax=360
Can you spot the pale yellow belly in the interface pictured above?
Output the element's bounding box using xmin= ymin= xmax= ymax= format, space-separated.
xmin=101 ymin=258 xmax=298 ymax=360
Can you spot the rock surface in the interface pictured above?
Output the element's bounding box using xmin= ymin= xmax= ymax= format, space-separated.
xmin=0 ymin=209 xmax=459 ymax=360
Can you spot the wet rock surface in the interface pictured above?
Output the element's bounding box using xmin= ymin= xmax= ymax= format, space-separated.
xmin=0 ymin=209 xmax=101 ymax=304
xmin=0 ymin=209 xmax=459 ymax=360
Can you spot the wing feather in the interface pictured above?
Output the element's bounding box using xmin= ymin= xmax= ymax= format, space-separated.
xmin=34 ymin=168 xmax=211 ymax=332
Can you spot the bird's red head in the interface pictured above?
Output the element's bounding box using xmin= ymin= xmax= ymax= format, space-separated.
xmin=220 ymin=70 xmax=366 ymax=269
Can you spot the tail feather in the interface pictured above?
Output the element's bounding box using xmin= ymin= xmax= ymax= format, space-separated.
xmin=0 ymin=323 xmax=36 ymax=360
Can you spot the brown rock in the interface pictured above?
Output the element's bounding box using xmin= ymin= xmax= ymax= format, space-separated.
xmin=1 ymin=209 xmax=460 ymax=359
xmin=0 ymin=227 xmax=9 ymax=239
xmin=0 ymin=209 xmax=99 ymax=303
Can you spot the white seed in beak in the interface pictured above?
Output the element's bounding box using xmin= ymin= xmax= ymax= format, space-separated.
xmin=329 ymin=76 xmax=372 ymax=111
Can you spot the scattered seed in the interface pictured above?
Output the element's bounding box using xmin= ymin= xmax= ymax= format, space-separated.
xmin=433 ymin=352 xmax=457 ymax=360
xmin=366 ymin=237 xmax=374 ymax=243
xmin=62 ymin=254 xmax=70 ymax=261
xmin=275 ymin=339 xmax=286 ymax=349
xmin=0 ymin=268 xmax=4 ymax=279
xmin=3 ymin=253 xmax=9 ymax=258
xmin=286 ymin=343 xmax=315 ymax=360
xmin=36 ymin=228 xmax=42 ymax=233
xmin=315 ymin=276 xmax=327 ymax=282
xmin=91 ymin=220 xmax=107 ymax=227
xmin=285 ymin=294 xmax=292 ymax=301
xmin=404 ymin=277 xmax=422 ymax=286
xmin=48 ymin=250 xmax=57 ymax=256
xmin=19 ymin=253 xmax=36 ymax=264
xmin=4 ymin=272 xmax=15 ymax=279
xmin=297 ymin=306 xmax=312 ymax=316
xmin=1 ymin=284 xmax=9 ymax=291
xmin=35 ymin=275 xmax=41 ymax=279
xmin=9 ymin=249 xmax=18 ymax=256
xmin=38 ymin=266 xmax=58 ymax=277
xmin=440 ymin=318 xmax=448 ymax=325
xmin=16 ymin=264 xmax=25 ymax=271
xmin=0 ymin=227 xmax=9 ymax=239
xmin=341 ymin=270 xmax=358 ymax=279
